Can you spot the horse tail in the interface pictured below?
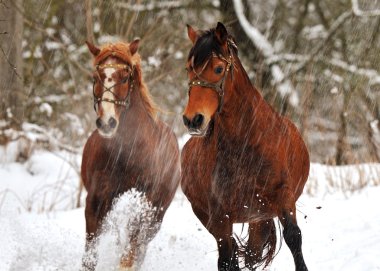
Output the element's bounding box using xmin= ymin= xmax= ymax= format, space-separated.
xmin=261 ymin=219 xmax=277 ymax=268
xmin=235 ymin=219 xmax=278 ymax=270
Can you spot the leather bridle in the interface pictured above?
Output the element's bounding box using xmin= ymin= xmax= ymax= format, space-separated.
xmin=188 ymin=44 xmax=234 ymax=114
xmin=92 ymin=63 xmax=134 ymax=112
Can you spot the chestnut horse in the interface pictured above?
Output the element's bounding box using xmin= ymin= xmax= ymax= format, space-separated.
xmin=181 ymin=22 xmax=310 ymax=271
xmin=81 ymin=40 xmax=180 ymax=270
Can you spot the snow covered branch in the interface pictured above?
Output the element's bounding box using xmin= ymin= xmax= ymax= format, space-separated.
xmin=115 ymin=1 xmax=186 ymax=12
xmin=233 ymin=0 xmax=299 ymax=107
xmin=21 ymin=123 xmax=81 ymax=154
xmin=1 ymin=123 xmax=81 ymax=157
xmin=352 ymin=0 xmax=380 ymax=17
xmin=325 ymin=58 xmax=380 ymax=86
xmin=267 ymin=53 xmax=380 ymax=87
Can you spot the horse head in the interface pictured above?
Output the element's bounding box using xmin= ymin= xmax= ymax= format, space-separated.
xmin=86 ymin=40 xmax=141 ymax=138
xmin=183 ymin=22 xmax=237 ymax=136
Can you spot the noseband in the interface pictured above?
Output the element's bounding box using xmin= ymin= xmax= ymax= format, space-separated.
xmin=188 ymin=44 xmax=234 ymax=114
xmin=93 ymin=63 xmax=134 ymax=112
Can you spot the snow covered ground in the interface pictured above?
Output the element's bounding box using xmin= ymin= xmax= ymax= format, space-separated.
xmin=1 ymin=149 xmax=380 ymax=271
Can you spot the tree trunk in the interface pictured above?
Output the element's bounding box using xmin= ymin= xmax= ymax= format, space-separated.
xmin=335 ymin=86 xmax=350 ymax=165
xmin=85 ymin=0 xmax=94 ymax=44
xmin=0 ymin=0 xmax=24 ymax=130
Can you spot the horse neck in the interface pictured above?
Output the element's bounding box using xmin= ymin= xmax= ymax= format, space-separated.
xmin=215 ymin=58 xmax=266 ymax=141
xmin=116 ymin=84 xmax=156 ymax=142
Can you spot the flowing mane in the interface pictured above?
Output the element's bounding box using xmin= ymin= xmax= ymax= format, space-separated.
xmin=188 ymin=29 xmax=238 ymax=69
xmin=94 ymin=42 xmax=158 ymax=120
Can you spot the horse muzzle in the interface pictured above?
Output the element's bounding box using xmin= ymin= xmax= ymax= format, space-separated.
xmin=96 ymin=116 xmax=118 ymax=138
xmin=183 ymin=113 xmax=209 ymax=137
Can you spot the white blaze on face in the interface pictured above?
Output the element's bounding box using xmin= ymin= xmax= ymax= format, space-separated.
xmin=102 ymin=58 xmax=117 ymax=119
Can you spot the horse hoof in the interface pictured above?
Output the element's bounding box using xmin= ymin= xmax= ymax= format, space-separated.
xmin=119 ymin=266 xmax=136 ymax=271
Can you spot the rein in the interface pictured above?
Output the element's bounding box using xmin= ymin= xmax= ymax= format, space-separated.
xmin=92 ymin=63 xmax=134 ymax=112
xmin=188 ymin=44 xmax=234 ymax=113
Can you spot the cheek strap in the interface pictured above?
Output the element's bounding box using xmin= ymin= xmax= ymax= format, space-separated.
xmin=188 ymin=54 xmax=233 ymax=114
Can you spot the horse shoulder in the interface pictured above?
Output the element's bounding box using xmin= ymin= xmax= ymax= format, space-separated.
xmin=180 ymin=137 xmax=202 ymax=172
xmin=157 ymin=120 xmax=180 ymax=154
xmin=180 ymin=138 xmax=197 ymax=189
xmin=81 ymin=131 xmax=100 ymax=190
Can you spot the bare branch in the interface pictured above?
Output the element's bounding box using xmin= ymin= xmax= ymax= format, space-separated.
xmin=292 ymin=0 xmax=311 ymax=52
xmin=125 ymin=0 xmax=142 ymax=39
xmin=0 ymin=44 xmax=22 ymax=80
xmin=0 ymin=0 xmax=9 ymax=9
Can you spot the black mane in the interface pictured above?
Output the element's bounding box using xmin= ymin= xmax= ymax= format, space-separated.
xmin=188 ymin=29 xmax=238 ymax=68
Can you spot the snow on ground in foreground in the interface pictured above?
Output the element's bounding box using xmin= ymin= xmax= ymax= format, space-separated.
xmin=1 ymin=150 xmax=380 ymax=270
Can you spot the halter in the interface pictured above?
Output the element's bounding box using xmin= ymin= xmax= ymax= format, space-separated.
xmin=188 ymin=43 xmax=234 ymax=114
xmin=92 ymin=63 xmax=134 ymax=112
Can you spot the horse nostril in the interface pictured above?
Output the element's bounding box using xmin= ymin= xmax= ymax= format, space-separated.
xmin=192 ymin=114 xmax=204 ymax=128
xmin=108 ymin=117 xmax=117 ymax=129
xmin=183 ymin=115 xmax=191 ymax=127
xmin=96 ymin=118 xmax=103 ymax=129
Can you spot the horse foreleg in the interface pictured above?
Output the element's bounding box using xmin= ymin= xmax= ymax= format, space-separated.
xmin=279 ymin=204 xmax=308 ymax=271
xmin=119 ymin=235 xmax=138 ymax=271
xmin=192 ymin=206 xmax=240 ymax=271
xmin=82 ymin=196 xmax=105 ymax=271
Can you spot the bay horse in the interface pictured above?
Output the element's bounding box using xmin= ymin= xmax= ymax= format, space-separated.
xmin=181 ymin=22 xmax=310 ymax=271
xmin=81 ymin=40 xmax=181 ymax=270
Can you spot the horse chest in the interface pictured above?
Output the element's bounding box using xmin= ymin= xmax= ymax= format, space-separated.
xmin=88 ymin=146 xmax=157 ymax=197
xmin=182 ymin=136 xmax=280 ymax=221
xmin=208 ymin=143 xmax=278 ymax=217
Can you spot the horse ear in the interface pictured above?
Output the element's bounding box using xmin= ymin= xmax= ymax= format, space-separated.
xmin=129 ymin=38 xmax=140 ymax=56
xmin=85 ymin=41 xmax=100 ymax=56
xmin=187 ymin=24 xmax=198 ymax=44
xmin=215 ymin=22 xmax=228 ymax=46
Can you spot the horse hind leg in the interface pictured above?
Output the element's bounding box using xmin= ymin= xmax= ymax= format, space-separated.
xmin=279 ymin=209 xmax=308 ymax=271
xmin=243 ymin=220 xmax=276 ymax=270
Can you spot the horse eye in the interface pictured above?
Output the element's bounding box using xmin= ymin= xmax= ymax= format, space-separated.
xmin=122 ymin=77 xmax=129 ymax=84
xmin=214 ymin=66 xmax=223 ymax=74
